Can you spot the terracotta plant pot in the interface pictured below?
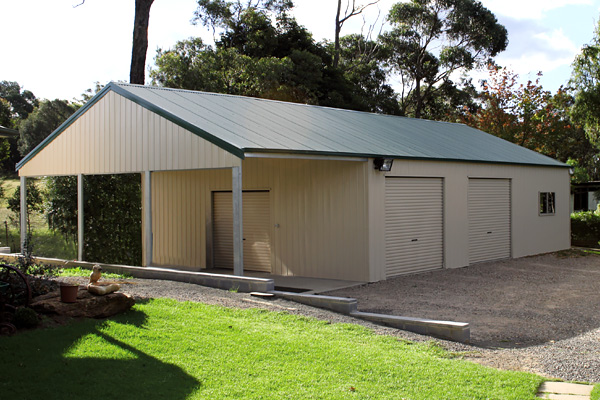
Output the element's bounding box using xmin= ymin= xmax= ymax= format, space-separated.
xmin=60 ymin=283 xmax=79 ymax=303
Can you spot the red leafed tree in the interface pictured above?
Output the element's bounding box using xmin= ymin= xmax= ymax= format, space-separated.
xmin=460 ymin=65 xmax=576 ymax=160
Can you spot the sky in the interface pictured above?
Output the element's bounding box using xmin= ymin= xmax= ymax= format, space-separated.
xmin=1 ymin=0 xmax=599 ymax=102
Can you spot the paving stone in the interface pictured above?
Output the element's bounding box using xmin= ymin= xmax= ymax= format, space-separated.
xmin=536 ymin=394 xmax=589 ymax=400
xmin=539 ymin=382 xmax=594 ymax=396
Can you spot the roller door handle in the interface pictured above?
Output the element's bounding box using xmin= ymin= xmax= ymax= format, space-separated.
xmin=411 ymin=239 xmax=418 ymax=242
xmin=487 ymin=231 xmax=492 ymax=234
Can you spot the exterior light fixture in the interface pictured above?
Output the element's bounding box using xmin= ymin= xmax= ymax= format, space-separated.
xmin=374 ymin=158 xmax=393 ymax=172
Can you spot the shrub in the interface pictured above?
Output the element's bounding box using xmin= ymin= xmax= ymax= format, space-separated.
xmin=571 ymin=207 xmax=600 ymax=247
xmin=13 ymin=307 xmax=39 ymax=328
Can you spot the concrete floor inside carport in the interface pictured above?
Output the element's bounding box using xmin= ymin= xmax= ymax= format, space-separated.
xmin=205 ymin=268 xmax=365 ymax=294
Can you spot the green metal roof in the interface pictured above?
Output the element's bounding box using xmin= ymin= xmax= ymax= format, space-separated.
xmin=17 ymin=82 xmax=568 ymax=170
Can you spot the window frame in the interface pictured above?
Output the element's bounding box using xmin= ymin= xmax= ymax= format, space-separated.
xmin=539 ymin=192 xmax=556 ymax=216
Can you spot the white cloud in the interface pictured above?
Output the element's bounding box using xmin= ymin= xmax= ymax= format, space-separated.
xmin=482 ymin=0 xmax=593 ymax=20
xmin=534 ymin=28 xmax=580 ymax=55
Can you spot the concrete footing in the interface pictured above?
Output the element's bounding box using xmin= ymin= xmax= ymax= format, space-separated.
xmin=272 ymin=291 xmax=358 ymax=314
xmin=0 ymin=254 xmax=274 ymax=293
xmin=1 ymin=253 xmax=470 ymax=342
xmin=350 ymin=311 xmax=470 ymax=343
xmin=270 ymin=290 xmax=470 ymax=342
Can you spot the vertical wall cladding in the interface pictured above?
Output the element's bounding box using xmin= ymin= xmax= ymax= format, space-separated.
xmin=18 ymin=91 xmax=240 ymax=177
xmin=383 ymin=160 xmax=570 ymax=269
xmin=150 ymin=158 xmax=369 ymax=281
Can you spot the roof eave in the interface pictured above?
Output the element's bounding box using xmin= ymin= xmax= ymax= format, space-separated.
xmin=242 ymin=148 xmax=570 ymax=169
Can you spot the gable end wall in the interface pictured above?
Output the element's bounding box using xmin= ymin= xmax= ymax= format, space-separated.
xmin=18 ymin=91 xmax=240 ymax=177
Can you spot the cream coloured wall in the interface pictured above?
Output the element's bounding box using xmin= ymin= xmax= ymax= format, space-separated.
xmin=147 ymin=158 xmax=370 ymax=281
xmin=369 ymin=159 xmax=570 ymax=279
xmin=18 ymin=91 xmax=240 ymax=177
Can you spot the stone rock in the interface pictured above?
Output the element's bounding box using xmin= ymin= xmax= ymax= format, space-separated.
xmin=31 ymin=287 xmax=135 ymax=319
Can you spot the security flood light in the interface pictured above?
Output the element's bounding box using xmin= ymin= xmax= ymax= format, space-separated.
xmin=374 ymin=158 xmax=393 ymax=171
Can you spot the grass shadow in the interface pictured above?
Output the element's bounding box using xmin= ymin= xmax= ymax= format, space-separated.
xmin=0 ymin=307 xmax=200 ymax=399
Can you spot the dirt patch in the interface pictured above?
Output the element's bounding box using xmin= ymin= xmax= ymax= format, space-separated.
xmin=326 ymin=252 xmax=600 ymax=349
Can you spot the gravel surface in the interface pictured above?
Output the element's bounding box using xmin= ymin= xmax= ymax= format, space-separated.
xmin=326 ymin=251 xmax=600 ymax=383
xmin=60 ymin=251 xmax=600 ymax=383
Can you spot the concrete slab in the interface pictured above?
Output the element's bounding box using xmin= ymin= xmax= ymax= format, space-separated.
xmin=208 ymin=268 xmax=364 ymax=293
xmin=536 ymin=394 xmax=589 ymax=399
xmin=538 ymin=382 xmax=594 ymax=396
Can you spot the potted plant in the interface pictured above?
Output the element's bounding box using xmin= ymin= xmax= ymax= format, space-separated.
xmin=59 ymin=280 xmax=79 ymax=303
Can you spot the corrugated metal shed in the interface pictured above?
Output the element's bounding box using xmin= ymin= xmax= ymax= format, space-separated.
xmin=17 ymin=82 xmax=567 ymax=170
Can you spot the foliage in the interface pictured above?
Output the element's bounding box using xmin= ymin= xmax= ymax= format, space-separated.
xmin=571 ymin=208 xmax=600 ymax=247
xmin=335 ymin=34 xmax=401 ymax=114
xmin=7 ymin=179 xmax=45 ymax=233
xmin=571 ymin=20 xmax=600 ymax=148
xmin=0 ymin=81 xmax=38 ymax=120
xmin=77 ymin=82 xmax=106 ymax=105
xmin=0 ymin=82 xmax=38 ymax=174
xmin=46 ymin=174 xmax=142 ymax=266
xmin=154 ymin=3 xmax=400 ymax=111
xmin=567 ymin=158 xmax=591 ymax=184
xmin=17 ymin=99 xmax=79 ymax=156
xmin=153 ymin=39 xmax=297 ymax=100
xmin=13 ymin=306 xmax=39 ymax=328
xmin=0 ymin=298 xmax=544 ymax=399
xmin=381 ymin=0 xmax=508 ymax=118
xmin=460 ymin=65 xmax=598 ymax=171
xmin=192 ymin=0 xmax=294 ymax=33
xmin=59 ymin=267 xmax=132 ymax=279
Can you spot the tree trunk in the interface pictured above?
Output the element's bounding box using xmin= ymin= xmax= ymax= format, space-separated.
xmin=130 ymin=0 xmax=154 ymax=85
xmin=333 ymin=0 xmax=342 ymax=69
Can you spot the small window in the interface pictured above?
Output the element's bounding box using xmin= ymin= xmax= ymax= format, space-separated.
xmin=539 ymin=192 xmax=555 ymax=215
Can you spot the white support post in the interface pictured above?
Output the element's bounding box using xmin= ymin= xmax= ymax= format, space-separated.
xmin=20 ymin=176 xmax=27 ymax=254
xmin=77 ymin=174 xmax=84 ymax=261
xmin=232 ymin=165 xmax=244 ymax=276
xmin=144 ymin=171 xmax=153 ymax=266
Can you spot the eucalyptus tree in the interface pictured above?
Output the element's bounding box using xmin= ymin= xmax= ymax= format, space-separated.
xmin=381 ymin=0 xmax=508 ymax=118
xmin=570 ymin=21 xmax=600 ymax=148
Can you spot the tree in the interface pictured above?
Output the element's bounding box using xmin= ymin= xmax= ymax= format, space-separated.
xmin=0 ymin=82 xmax=38 ymax=173
xmin=192 ymin=0 xmax=293 ymax=34
xmin=0 ymin=81 xmax=38 ymax=120
xmin=156 ymin=6 xmax=357 ymax=107
xmin=75 ymin=0 xmax=154 ymax=84
xmin=46 ymin=174 xmax=142 ymax=265
xmin=7 ymin=179 xmax=45 ymax=233
xmin=461 ymin=65 xmax=598 ymax=175
xmin=381 ymin=0 xmax=508 ymax=118
xmin=570 ymin=21 xmax=600 ymax=148
xmin=334 ymin=34 xmax=400 ymax=114
xmin=130 ymin=0 xmax=155 ymax=84
xmin=333 ymin=0 xmax=380 ymax=69
xmin=18 ymin=100 xmax=79 ymax=156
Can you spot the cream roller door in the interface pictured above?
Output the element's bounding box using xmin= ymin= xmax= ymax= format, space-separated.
xmin=385 ymin=177 xmax=444 ymax=277
xmin=468 ymin=178 xmax=511 ymax=264
xmin=213 ymin=191 xmax=271 ymax=272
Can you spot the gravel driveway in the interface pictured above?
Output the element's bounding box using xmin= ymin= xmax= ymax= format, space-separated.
xmin=63 ymin=250 xmax=600 ymax=383
xmin=326 ymin=250 xmax=600 ymax=383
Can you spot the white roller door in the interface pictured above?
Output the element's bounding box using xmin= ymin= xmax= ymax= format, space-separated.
xmin=213 ymin=191 xmax=272 ymax=272
xmin=468 ymin=178 xmax=511 ymax=264
xmin=385 ymin=177 xmax=444 ymax=277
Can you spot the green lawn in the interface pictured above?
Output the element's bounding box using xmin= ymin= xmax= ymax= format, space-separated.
xmin=0 ymin=298 xmax=543 ymax=399
xmin=592 ymin=384 xmax=600 ymax=400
